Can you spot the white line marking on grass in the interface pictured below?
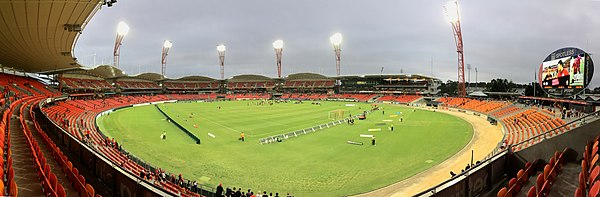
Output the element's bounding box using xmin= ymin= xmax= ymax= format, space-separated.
xmin=192 ymin=113 xmax=242 ymax=134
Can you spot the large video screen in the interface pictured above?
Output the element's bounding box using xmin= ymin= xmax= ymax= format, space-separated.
xmin=539 ymin=47 xmax=594 ymax=97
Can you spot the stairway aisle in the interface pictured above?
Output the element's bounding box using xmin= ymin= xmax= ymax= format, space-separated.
xmin=8 ymin=103 xmax=45 ymax=196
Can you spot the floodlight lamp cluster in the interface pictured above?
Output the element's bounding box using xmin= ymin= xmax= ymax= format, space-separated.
xmin=216 ymin=44 xmax=226 ymax=52
xmin=330 ymin=33 xmax=343 ymax=46
xmin=272 ymin=40 xmax=284 ymax=49
xmin=163 ymin=40 xmax=173 ymax=48
xmin=116 ymin=22 xmax=129 ymax=36
xmin=444 ymin=0 xmax=460 ymax=23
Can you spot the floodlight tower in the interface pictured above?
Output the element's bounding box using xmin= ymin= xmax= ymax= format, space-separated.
xmin=161 ymin=40 xmax=173 ymax=79
xmin=273 ymin=40 xmax=284 ymax=78
xmin=330 ymin=33 xmax=343 ymax=76
xmin=217 ymin=44 xmax=226 ymax=79
xmin=444 ymin=0 xmax=466 ymax=97
xmin=475 ymin=67 xmax=478 ymax=89
xmin=113 ymin=22 xmax=129 ymax=68
xmin=467 ymin=63 xmax=471 ymax=90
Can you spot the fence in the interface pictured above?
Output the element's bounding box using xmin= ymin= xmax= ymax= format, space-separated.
xmin=259 ymin=108 xmax=377 ymax=144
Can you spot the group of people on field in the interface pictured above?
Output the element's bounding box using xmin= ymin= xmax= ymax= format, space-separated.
xmin=216 ymin=183 xmax=293 ymax=197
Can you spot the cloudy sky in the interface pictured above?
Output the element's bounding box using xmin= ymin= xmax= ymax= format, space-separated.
xmin=75 ymin=0 xmax=600 ymax=87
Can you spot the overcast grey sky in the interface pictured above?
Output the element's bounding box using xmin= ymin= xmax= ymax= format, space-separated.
xmin=75 ymin=0 xmax=600 ymax=87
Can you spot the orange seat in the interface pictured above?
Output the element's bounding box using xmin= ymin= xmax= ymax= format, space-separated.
xmin=497 ymin=187 xmax=507 ymax=197
xmin=86 ymin=184 xmax=95 ymax=197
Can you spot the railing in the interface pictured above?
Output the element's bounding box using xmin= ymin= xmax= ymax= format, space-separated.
xmin=413 ymin=149 xmax=509 ymax=197
xmin=258 ymin=108 xmax=377 ymax=144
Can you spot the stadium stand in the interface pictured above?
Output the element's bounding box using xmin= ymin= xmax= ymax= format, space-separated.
xmin=61 ymin=77 xmax=113 ymax=91
xmin=42 ymin=95 xmax=202 ymax=197
xmin=377 ymin=95 xmax=423 ymax=103
xmin=497 ymin=148 xmax=570 ymax=197
xmin=0 ymin=68 xmax=597 ymax=197
xmin=438 ymin=97 xmax=509 ymax=113
xmin=115 ymin=79 xmax=161 ymax=90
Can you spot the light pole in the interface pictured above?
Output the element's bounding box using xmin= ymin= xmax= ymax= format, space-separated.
xmin=113 ymin=21 xmax=129 ymax=68
xmin=161 ymin=40 xmax=173 ymax=79
xmin=474 ymin=67 xmax=478 ymax=89
xmin=467 ymin=63 xmax=471 ymax=91
xmin=217 ymin=44 xmax=226 ymax=80
xmin=330 ymin=33 xmax=343 ymax=76
xmin=444 ymin=0 xmax=466 ymax=97
xmin=273 ymin=40 xmax=283 ymax=78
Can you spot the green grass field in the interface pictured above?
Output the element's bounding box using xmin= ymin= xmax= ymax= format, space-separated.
xmin=97 ymin=100 xmax=473 ymax=196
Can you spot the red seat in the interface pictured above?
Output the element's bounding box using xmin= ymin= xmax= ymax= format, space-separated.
xmin=574 ymin=187 xmax=583 ymax=197
xmin=590 ymin=165 xmax=600 ymax=186
xmin=49 ymin=173 xmax=58 ymax=191
xmin=591 ymin=180 xmax=600 ymax=197
xmin=579 ymin=172 xmax=586 ymax=194
xmin=9 ymin=181 xmax=17 ymax=197
xmin=57 ymin=184 xmax=66 ymax=197
xmin=536 ymin=173 xmax=544 ymax=194
xmin=508 ymin=177 xmax=519 ymax=193
xmin=527 ymin=186 xmax=536 ymax=197
xmin=583 ymin=160 xmax=589 ymax=183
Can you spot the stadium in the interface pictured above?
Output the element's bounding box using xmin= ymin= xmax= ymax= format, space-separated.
xmin=0 ymin=1 xmax=599 ymax=197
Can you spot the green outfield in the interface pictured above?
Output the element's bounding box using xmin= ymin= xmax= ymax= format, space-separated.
xmin=97 ymin=100 xmax=473 ymax=196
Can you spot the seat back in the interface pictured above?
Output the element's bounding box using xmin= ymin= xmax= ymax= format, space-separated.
xmin=57 ymin=184 xmax=66 ymax=197
xmin=590 ymin=165 xmax=600 ymax=185
xmin=527 ymin=186 xmax=536 ymax=197
xmin=536 ymin=173 xmax=544 ymax=194
xmin=86 ymin=184 xmax=95 ymax=197
xmin=497 ymin=187 xmax=507 ymax=197
xmin=591 ymin=180 xmax=600 ymax=197
xmin=575 ymin=187 xmax=583 ymax=197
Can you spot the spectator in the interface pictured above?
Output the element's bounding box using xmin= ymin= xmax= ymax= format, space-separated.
xmin=226 ymin=187 xmax=233 ymax=197
xmin=216 ymin=183 xmax=223 ymax=197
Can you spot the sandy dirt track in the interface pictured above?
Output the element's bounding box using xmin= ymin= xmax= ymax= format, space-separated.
xmin=351 ymin=108 xmax=504 ymax=197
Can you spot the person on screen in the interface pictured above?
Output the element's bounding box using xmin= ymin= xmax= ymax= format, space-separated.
xmin=573 ymin=55 xmax=582 ymax=74
xmin=557 ymin=61 xmax=570 ymax=77
xmin=544 ymin=71 xmax=553 ymax=81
